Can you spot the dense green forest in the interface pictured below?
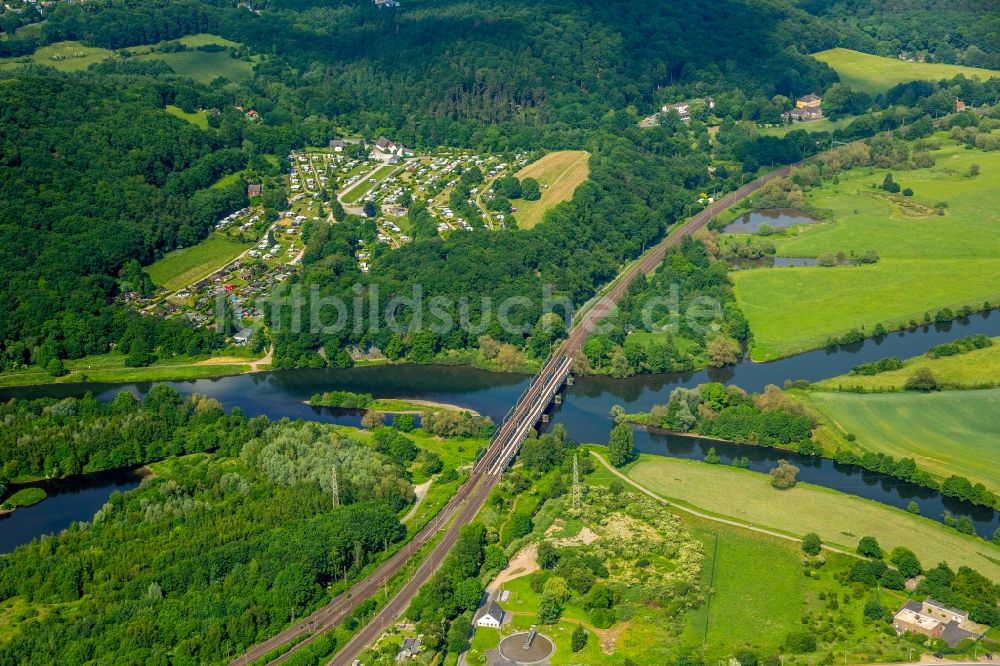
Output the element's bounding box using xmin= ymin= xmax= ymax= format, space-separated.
xmin=1 ymin=0 xmax=998 ymax=376
xmin=0 ymin=392 xmax=442 ymax=665
xmin=802 ymin=0 xmax=1000 ymax=68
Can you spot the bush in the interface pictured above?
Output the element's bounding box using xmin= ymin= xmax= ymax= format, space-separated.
xmin=904 ymin=368 xmax=939 ymax=392
xmin=769 ymin=460 xmax=800 ymax=489
xmin=857 ymin=536 xmax=882 ymax=558
xmin=902 ymin=188 xmax=913 ymax=196
xmin=785 ymin=630 xmax=817 ymax=653
xmin=571 ymin=624 xmax=588 ymax=652
xmin=802 ymin=533 xmax=822 ymax=556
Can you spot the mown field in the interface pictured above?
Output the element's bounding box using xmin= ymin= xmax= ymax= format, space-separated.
xmin=626 ymin=456 xmax=1000 ymax=579
xmin=814 ymin=336 xmax=1000 ymax=392
xmin=135 ymin=49 xmax=253 ymax=84
xmin=801 ymin=389 xmax=1000 ymax=492
xmin=758 ymin=115 xmax=855 ymax=137
xmin=0 ymin=351 xmax=255 ymax=388
xmin=165 ymin=104 xmax=209 ymax=129
xmin=732 ymin=139 xmax=1000 ymax=360
xmin=513 ymin=150 xmax=591 ymax=229
xmin=813 ymin=48 xmax=1000 ymax=96
xmin=147 ymin=232 xmax=250 ymax=290
xmin=0 ymin=40 xmax=113 ymax=71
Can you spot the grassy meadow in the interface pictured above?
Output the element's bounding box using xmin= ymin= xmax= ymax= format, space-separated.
xmin=758 ymin=115 xmax=855 ymax=137
xmin=147 ymin=232 xmax=250 ymax=291
xmin=0 ymin=41 xmax=113 ymax=72
xmin=813 ymin=48 xmax=1000 ymax=96
xmin=513 ymin=150 xmax=591 ymax=229
xmin=135 ymin=49 xmax=253 ymax=84
xmin=0 ymin=352 xmax=257 ymax=388
xmin=801 ymin=388 xmax=1000 ymax=492
xmin=732 ymin=138 xmax=1000 ymax=360
xmin=166 ymin=104 xmax=209 ymax=129
xmin=814 ymin=336 xmax=1000 ymax=392
xmin=625 ymin=456 xmax=1000 ymax=579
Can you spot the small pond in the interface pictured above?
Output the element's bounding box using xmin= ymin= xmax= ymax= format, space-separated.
xmin=725 ymin=208 xmax=819 ymax=234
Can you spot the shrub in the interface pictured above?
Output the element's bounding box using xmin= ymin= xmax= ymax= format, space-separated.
xmin=769 ymin=460 xmax=800 ymax=489
xmin=802 ymin=533 xmax=822 ymax=556
xmin=902 ymin=188 xmax=913 ymax=196
xmin=904 ymin=368 xmax=939 ymax=392
xmin=857 ymin=536 xmax=882 ymax=558
xmin=785 ymin=630 xmax=817 ymax=653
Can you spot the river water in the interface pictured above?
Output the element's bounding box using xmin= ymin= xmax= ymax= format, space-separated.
xmin=1 ymin=311 xmax=998 ymax=548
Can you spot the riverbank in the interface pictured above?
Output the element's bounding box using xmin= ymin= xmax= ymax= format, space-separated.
xmin=307 ymin=394 xmax=479 ymax=415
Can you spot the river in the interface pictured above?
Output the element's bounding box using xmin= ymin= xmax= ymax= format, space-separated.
xmin=1 ymin=311 xmax=997 ymax=548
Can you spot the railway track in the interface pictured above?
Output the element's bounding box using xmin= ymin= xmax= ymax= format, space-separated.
xmin=234 ymin=160 xmax=799 ymax=666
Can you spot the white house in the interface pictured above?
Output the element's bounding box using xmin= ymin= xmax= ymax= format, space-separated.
xmin=475 ymin=600 xmax=504 ymax=629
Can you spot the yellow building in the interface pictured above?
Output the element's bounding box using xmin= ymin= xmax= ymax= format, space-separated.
xmin=796 ymin=93 xmax=822 ymax=108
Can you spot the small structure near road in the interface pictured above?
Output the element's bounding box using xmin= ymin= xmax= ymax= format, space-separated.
xmin=475 ymin=599 xmax=505 ymax=629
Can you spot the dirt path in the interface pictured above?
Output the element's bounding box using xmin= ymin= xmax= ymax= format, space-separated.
xmin=591 ymin=452 xmax=856 ymax=557
xmin=487 ymin=543 xmax=539 ymax=594
xmin=249 ymin=346 xmax=273 ymax=372
xmin=401 ymin=479 xmax=433 ymax=524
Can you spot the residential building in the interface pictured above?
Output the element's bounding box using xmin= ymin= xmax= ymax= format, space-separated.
xmin=956 ymin=99 xmax=966 ymax=112
xmin=247 ymin=183 xmax=262 ymax=197
xmin=475 ymin=599 xmax=504 ymax=629
xmin=233 ymin=327 xmax=254 ymax=345
xmin=376 ymin=136 xmax=397 ymax=154
xmin=891 ymin=599 xmax=979 ymax=647
xmin=785 ymin=106 xmax=824 ymax=122
xmin=395 ymin=637 xmax=420 ymax=661
xmin=796 ymin=93 xmax=822 ymax=108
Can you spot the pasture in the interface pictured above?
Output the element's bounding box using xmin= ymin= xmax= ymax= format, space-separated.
xmin=814 ymin=337 xmax=1000 ymax=392
xmin=681 ymin=522 xmax=803 ymax=655
xmin=513 ymin=150 xmax=590 ymax=229
xmin=0 ymin=41 xmax=113 ymax=72
xmin=147 ymin=233 xmax=250 ymax=291
xmin=758 ymin=115 xmax=855 ymax=137
xmin=813 ymin=48 xmax=999 ymax=96
xmin=802 ymin=388 xmax=1000 ymax=492
xmin=166 ymin=105 xmax=209 ymax=129
xmin=626 ymin=456 xmax=1000 ymax=579
xmin=133 ymin=35 xmax=252 ymax=84
xmin=732 ymin=139 xmax=1000 ymax=360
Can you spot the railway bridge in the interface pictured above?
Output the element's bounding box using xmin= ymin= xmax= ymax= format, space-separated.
xmin=232 ymin=160 xmax=796 ymax=666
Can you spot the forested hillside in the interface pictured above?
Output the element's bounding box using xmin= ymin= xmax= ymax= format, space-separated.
xmin=0 ymin=0 xmax=996 ymax=376
xmin=802 ymin=0 xmax=1000 ymax=68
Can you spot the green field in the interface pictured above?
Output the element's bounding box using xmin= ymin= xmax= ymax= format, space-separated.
xmin=166 ymin=104 xmax=209 ymax=129
xmin=0 ymin=351 xmax=260 ymax=388
xmin=626 ymin=456 xmax=1000 ymax=579
xmin=513 ymin=150 xmax=591 ymax=229
xmin=801 ymin=389 xmax=1000 ymax=492
xmin=147 ymin=232 xmax=250 ymax=291
xmin=0 ymin=40 xmax=113 ymax=72
xmin=733 ymin=139 xmax=1000 ymax=360
xmin=340 ymin=164 xmax=397 ymax=204
xmin=813 ymin=48 xmax=1000 ymax=96
xmin=814 ymin=337 xmax=1000 ymax=392
xmin=758 ymin=115 xmax=856 ymax=137
xmin=136 ymin=48 xmax=253 ymax=84
xmin=681 ymin=522 xmax=803 ymax=654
